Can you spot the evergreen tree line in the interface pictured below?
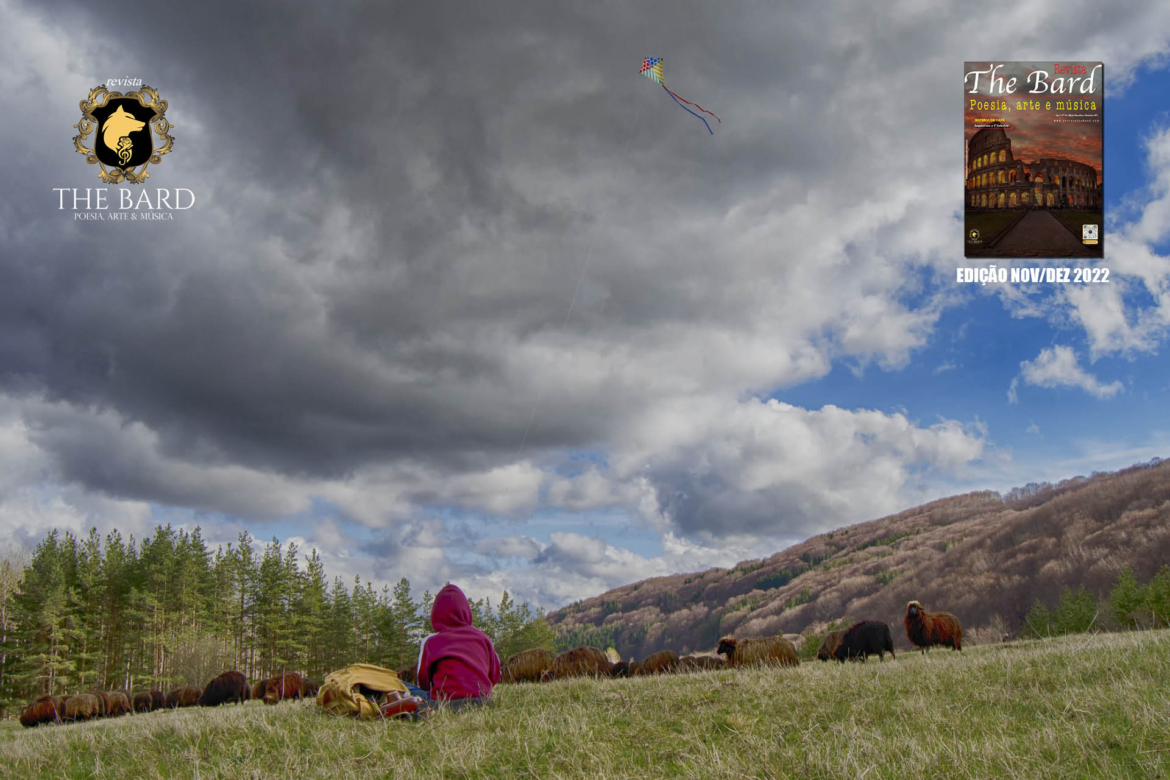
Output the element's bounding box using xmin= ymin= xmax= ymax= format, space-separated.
xmin=1023 ymin=565 xmax=1170 ymax=638
xmin=0 ymin=525 xmax=555 ymax=715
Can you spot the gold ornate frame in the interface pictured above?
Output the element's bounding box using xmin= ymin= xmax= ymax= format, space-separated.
xmin=73 ymin=85 xmax=175 ymax=184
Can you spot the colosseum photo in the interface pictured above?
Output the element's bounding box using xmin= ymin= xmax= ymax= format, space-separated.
xmin=965 ymin=127 xmax=1101 ymax=211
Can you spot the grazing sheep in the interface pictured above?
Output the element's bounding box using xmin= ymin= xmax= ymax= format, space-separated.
xmin=816 ymin=630 xmax=846 ymax=661
xmin=19 ymin=695 xmax=63 ymax=728
xmin=633 ymin=650 xmax=679 ymax=675
xmin=716 ymin=635 xmax=799 ymax=668
xmin=199 ymin=671 xmax=250 ymax=706
xmin=610 ymin=661 xmax=630 ymax=678
xmin=904 ymin=600 xmax=963 ymax=653
xmin=251 ymin=678 xmax=269 ymax=700
xmin=104 ymin=691 xmax=133 ymax=717
xmin=63 ymin=693 xmax=101 ymax=722
xmin=833 ymin=620 xmax=896 ymax=663
xmin=541 ymin=646 xmax=612 ymax=681
xmin=166 ymin=685 xmax=202 ymax=709
xmin=262 ymin=673 xmax=304 ymax=705
xmin=501 ymin=648 xmax=555 ymax=683
xmin=149 ymin=689 xmax=167 ymax=711
xmin=303 ymin=679 xmax=320 ymax=697
xmin=678 ymin=655 xmax=725 ymax=672
xmin=133 ymin=692 xmax=154 ymax=713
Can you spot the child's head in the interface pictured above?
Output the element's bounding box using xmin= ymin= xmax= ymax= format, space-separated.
xmin=431 ymin=583 xmax=473 ymax=631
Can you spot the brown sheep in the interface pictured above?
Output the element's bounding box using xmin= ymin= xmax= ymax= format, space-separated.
xmin=262 ymin=673 xmax=304 ymax=705
xmin=63 ymin=693 xmax=101 ymax=722
xmin=610 ymin=661 xmax=630 ymax=678
xmin=251 ymin=678 xmax=269 ymax=700
xmin=716 ymin=635 xmax=799 ymax=667
xmin=816 ymin=630 xmax=846 ymax=661
xmin=633 ymin=649 xmax=679 ymax=675
xmin=904 ymin=600 xmax=963 ymax=653
xmin=19 ymin=694 xmax=63 ymax=728
xmin=678 ymin=654 xmax=726 ymax=672
xmin=103 ymin=691 xmax=133 ymax=717
xmin=303 ymin=679 xmax=320 ymax=697
xmin=199 ymin=671 xmax=250 ymax=706
xmin=133 ymin=692 xmax=154 ymax=713
xmin=149 ymin=689 xmax=167 ymax=711
xmin=502 ymin=648 xmax=555 ymax=683
xmin=166 ymin=685 xmax=202 ymax=708
xmin=540 ymin=646 xmax=612 ymax=681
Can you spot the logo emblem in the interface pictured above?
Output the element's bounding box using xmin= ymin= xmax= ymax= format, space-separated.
xmin=73 ymin=85 xmax=174 ymax=184
xmin=1082 ymin=224 xmax=1098 ymax=244
xmin=968 ymin=228 xmax=981 ymax=243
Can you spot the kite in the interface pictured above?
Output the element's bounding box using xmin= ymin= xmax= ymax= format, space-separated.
xmin=640 ymin=57 xmax=721 ymax=134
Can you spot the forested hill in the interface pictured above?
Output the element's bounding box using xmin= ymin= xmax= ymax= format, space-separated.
xmin=548 ymin=458 xmax=1170 ymax=658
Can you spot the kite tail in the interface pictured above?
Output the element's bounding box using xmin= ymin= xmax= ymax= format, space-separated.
xmin=663 ymin=86 xmax=721 ymax=124
xmin=663 ymin=85 xmax=714 ymax=134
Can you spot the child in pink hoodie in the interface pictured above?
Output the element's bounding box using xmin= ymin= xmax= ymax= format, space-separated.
xmin=409 ymin=583 xmax=501 ymax=710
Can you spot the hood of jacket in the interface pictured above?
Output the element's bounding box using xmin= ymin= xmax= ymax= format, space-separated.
xmin=431 ymin=583 xmax=474 ymax=632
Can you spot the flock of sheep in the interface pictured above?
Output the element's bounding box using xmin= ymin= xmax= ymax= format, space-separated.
xmin=18 ymin=600 xmax=964 ymax=727
xmin=498 ymin=600 xmax=964 ymax=683
xmin=19 ymin=670 xmax=320 ymax=728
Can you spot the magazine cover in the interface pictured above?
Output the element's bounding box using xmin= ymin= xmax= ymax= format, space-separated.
xmin=964 ymin=61 xmax=1103 ymax=257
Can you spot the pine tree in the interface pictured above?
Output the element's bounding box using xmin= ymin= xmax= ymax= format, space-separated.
xmin=102 ymin=530 xmax=136 ymax=690
xmin=1023 ymin=599 xmax=1052 ymax=639
xmin=0 ymin=545 xmax=29 ymax=715
xmin=233 ymin=533 xmax=258 ymax=677
xmin=1147 ymin=565 xmax=1170 ymax=628
xmin=1052 ymin=586 xmax=1097 ymax=635
xmin=388 ymin=578 xmax=420 ymax=669
xmin=1110 ymin=568 xmax=1146 ymax=629
xmin=11 ymin=531 xmax=77 ymax=695
xmin=299 ymin=550 xmax=328 ymax=679
xmin=326 ymin=576 xmax=353 ymax=672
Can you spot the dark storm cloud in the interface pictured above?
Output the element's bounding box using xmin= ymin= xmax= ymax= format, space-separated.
xmin=3 ymin=0 xmax=846 ymax=482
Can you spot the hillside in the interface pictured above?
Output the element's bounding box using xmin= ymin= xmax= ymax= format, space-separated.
xmin=547 ymin=458 xmax=1170 ymax=657
xmin=4 ymin=631 xmax=1168 ymax=779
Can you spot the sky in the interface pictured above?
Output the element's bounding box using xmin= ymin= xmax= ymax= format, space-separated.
xmin=1 ymin=0 xmax=1169 ymax=610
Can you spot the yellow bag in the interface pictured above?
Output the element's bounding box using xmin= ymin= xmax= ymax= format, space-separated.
xmin=317 ymin=663 xmax=411 ymax=719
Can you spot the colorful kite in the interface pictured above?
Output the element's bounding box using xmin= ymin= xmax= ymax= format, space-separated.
xmin=640 ymin=57 xmax=721 ymax=134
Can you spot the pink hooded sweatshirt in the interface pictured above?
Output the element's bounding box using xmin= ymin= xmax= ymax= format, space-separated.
xmin=416 ymin=584 xmax=501 ymax=701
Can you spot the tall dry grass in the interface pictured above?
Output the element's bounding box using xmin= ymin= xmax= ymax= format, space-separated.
xmin=3 ymin=629 xmax=1168 ymax=779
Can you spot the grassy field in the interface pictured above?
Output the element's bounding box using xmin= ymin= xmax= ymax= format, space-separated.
xmin=1049 ymin=210 xmax=1105 ymax=247
xmin=2 ymin=630 xmax=1168 ymax=780
xmin=964 ymin=210 xmax=1025 ymax=248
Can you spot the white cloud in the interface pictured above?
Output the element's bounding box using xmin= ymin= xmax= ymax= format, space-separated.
xmin=1048 ymin=125 xmax=1170 ymax=358
xmin=1009 ymin=345 xmax=1123 ymax=402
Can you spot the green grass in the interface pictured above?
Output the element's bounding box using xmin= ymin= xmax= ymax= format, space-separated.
xmin=2 ymin=630 xmax=1169 ymax=779
xmin=1049 ymin=210 xmax=1104 ymax=244
xmin=964 ymin=210 xmax=1026 ymax=246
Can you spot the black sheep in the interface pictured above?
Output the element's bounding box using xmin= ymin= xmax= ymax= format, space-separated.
xmin=833 ymin=620 xmax=896 ymax=663
xmin=198 ymin=671 xmax=250 ymax=706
